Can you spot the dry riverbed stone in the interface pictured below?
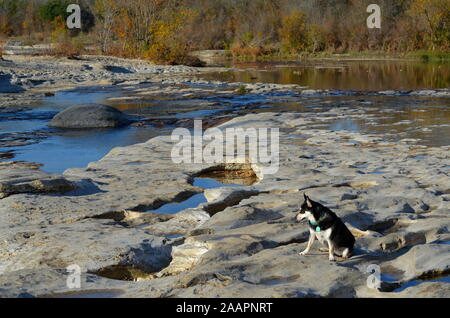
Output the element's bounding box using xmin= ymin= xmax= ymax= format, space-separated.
xmin=49 ymin=104 xmax=131 ymax=128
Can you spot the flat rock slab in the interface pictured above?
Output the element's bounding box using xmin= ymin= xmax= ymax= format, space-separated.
xmin=0 ymin=268 xmax=134 ymax=298
xmin=0 ymin=219 xmax=172 ymax=274
xmin=49 ymin=104 xmax=132 ymax=128
xmin=0 ymin=166 xmax=78 ymax=199
xmin=0 ymin=177 xmax=77 ymax=199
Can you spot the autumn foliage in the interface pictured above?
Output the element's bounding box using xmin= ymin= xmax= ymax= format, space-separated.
xmin=407 ymin=0 xmax=450 ymax=50
xmin=0 ymin=0 xmax=448 ymax=63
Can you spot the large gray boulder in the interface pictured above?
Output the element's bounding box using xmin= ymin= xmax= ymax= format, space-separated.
xmin=49 ymin=104 xmax=131 ymax=128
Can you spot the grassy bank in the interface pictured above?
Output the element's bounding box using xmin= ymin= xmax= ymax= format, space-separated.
xmin=228 ymin=51 xmax=450 ymax=63
xmin=406 ymin=51 xmax=450 ymax=63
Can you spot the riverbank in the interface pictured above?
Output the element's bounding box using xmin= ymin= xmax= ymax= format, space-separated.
xmin=0 ymin=54 xmax=226 ymax=107
xmin=1 ymin=54 xmax=449 ymax=109
xmin=222 ymin=50 xmax=450 ymax=63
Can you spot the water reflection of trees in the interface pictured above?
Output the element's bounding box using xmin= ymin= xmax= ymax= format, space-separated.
xmin=211 ymin=61 xmax=450 ymax=90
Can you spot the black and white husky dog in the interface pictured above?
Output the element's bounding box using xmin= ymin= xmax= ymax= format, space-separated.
xmin=296 ymin=194 xmax=355 ymax=261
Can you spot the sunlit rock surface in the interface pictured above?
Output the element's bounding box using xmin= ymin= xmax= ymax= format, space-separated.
xmin=0 ymin=110 xmax=448 ymax=297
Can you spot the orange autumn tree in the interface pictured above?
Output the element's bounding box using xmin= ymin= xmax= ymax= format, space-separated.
xmin=111 ymin=0 xmax=168 ymax=57
xmin=145 ymin=7 xmax=198 ymax=64
xmin=279 ymin=10 xmax=324 ymax=54
xmin=407 ymin=0 xmax=450 ymax=50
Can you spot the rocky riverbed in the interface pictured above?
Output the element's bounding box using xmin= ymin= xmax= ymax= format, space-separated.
xmin=1 ymin=55 xmax=449 ymax=108
xmin=0 ymin=54 xmax=222 ymax=107
xmin=0 ymin=55 xmax=449 ymax=298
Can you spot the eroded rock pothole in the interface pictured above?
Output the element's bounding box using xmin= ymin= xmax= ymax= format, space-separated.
xmin=379 ymin=269 xmax=450 ymax=293
xmin=127 ymin=163 xmax=260 ymax=217
xmin=98 ymin=164 xmax=263 ymax=280
xmin=193 ymin=163 xmax=259 ymax=187
xmin=130 ymin=163 xmax=260 ymax=218
xmin=90 ymin=265 xmax=157 ymax=281
xmin=88 ymin=162 xmax=263 ymax=279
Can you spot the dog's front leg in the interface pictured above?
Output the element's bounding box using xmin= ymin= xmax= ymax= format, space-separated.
xmin=327 ymin=239 xmax=335 ymax=261
xmin=299 ymin=231 xmax=315 ymax=255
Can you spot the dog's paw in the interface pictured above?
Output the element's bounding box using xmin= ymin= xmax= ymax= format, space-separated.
xmin=299 ymin=250 xmax=308 ymax=256
xmin=328 ymin=256 xmax=336 ymax=262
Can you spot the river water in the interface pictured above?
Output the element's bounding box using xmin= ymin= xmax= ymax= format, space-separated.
xmin=203 ymin=60 xmax=450 ymax=91
xmin=0 ymin=60 xmax=449 ymax=174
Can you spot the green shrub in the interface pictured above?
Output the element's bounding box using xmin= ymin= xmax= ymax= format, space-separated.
xmin=235 ymin=85 xmax=249 ymax=95
xmin=279 ymin=10 xmax=325 ymax=54
xmin=144 ymin=8 xmax=198 ymax=65
xmin=39 ymin=0 xmax=70 ymax=23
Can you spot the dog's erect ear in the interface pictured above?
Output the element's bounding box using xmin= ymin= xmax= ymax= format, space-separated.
xmin=304 ymin=194 xmax=313 ymax=208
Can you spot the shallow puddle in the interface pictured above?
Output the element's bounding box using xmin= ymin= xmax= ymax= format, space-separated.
xmin=90 ymin=265 xmax=154 ymax=282
xmin=380 ymin=266 xmax=450 ymax=293
xmin=393 ymin=275 xmax=450 ymax=293
xmin=144 ymin=165 xmax=258 ymax=214
xmin=150 ymin=193 xmax=208 ymax=214
xmin=195 ymin=168 xmax=259 ymax=187
xmin=193 ymin=177 xmax=245 ymax=189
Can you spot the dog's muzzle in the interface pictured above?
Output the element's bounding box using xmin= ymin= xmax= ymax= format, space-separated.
xmin=295 ymin=211 xmax=306 ymax=222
